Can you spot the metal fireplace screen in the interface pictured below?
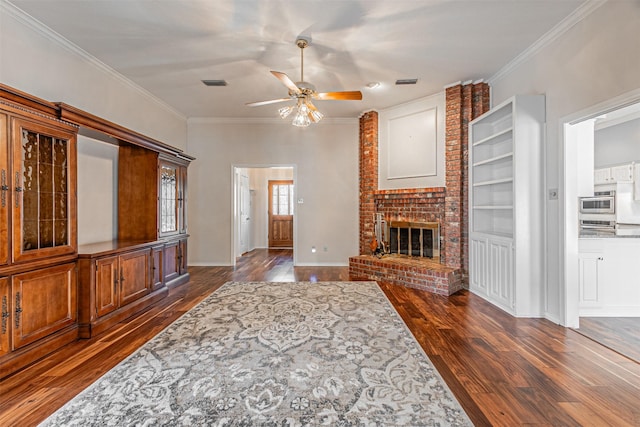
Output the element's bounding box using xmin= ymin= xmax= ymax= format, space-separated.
xmin=388 ymin=221 xmax=440 ymax=260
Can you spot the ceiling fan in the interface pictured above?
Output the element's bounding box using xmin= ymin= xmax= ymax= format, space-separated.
xmin=246 ymin=37 xmax=362 ymax=127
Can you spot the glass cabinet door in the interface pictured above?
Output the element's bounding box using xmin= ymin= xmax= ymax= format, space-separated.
xmin=159 ymin=158 xmax=187 ymax=237
xmin=159 ymin=162 xmax=179 ymax=235
xmin=12 ymin=118 xmax=76 ymax=262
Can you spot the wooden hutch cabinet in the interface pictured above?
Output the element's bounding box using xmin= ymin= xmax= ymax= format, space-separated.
xmin=0 ymin=86 xmax=80 ymax=379
xmin=0 ymin=84 xmax=194 ymax=378
xmin=59 ymin=104 xmax=194 ymax=338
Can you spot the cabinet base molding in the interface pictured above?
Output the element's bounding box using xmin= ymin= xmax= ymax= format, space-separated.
xmin=78 ymin=287 xmax=169 ymax=339
xmin=0 ymin=325 xmax=78 ymax=380
xmin=167 ymin=272 xmax=190 ymax=289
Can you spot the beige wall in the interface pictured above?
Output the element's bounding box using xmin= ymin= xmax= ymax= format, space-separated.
xmin=488 ymin=0 xmax=640 ymax=323
xmin=0 ymin=2 xmax=188 ymax=245
xmin=187 ymin=119 xmax=359 ymax=266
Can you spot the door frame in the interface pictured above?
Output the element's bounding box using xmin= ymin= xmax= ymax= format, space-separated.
xmin=231 ymin=164 xmax=297 ymax=267
xmin=560 ymin=88 xmax=640 ymax=328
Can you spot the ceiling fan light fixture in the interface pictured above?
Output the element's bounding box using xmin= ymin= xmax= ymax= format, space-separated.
xmin=292 ymin=110 xmax=311 ymax=127
xmin=292 ymin=99 xmax=311 ymax=127
xmin=309 ymin=108 xmax=323 ymax=123
xmin=278 ymin=105 xmax=295 ymax=119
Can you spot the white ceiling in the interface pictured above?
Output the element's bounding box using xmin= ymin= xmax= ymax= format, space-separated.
xmin=9 ymin=0 xmax=586 ymax=119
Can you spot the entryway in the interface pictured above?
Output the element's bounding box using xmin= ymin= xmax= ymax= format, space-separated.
xmin=562 ymin=89 xmax=640 ymax=362
xmin=232 ymin=166 xmax=296 ymax=264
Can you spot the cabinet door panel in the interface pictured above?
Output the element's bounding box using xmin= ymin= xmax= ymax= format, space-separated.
xmin=163 ymin=241 xmax=179 ymax=283
xmin=95 ymin=256 xmax=118 ymax=317
xmin=179 ymin=238 xmax=188 ymax=275
xmin=488 ymin=240 xmax=513 ymax=309
xmin=470 ymin=237 xmax=487 ymax=295
xmin=11 ymin=118 xmax=77 ymax=263
xmin=151 ymin=246 xmax=163 ymax=290
xmin=578 ymin=255 xmax=602 ymax=307
xmin=0 ymin=114 xmax=8 ymax=267
xmin=119 ymin=249 xmax=150 ymax=306
xmin=0 ymin=277 xmax=9 ymax=357
xmin=11 ymin=263 xmax=77 ymax=349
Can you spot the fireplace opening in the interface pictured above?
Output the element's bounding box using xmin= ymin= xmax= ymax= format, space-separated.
xmin=388 ymin=221 xmax=439 ymax=261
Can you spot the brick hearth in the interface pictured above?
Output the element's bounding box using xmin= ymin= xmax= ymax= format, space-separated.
xmin=349 ymin=255 xmax=463 ymax=296
xmin=350 ymin=82 xmax=489 ymax=295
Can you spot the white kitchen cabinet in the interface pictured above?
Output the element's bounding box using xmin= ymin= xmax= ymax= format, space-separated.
xmin=594 ymin=163 xmax=633 ymax=185
xmin=594 ymin=167 xmax=612 ymax=185
xmin=469 ymin=94 xmax=545 ymax=317
xmin=578 ymin=238 xmax=640 ymax=316
xmin=578 ymin=253 xmax=603 ymax=308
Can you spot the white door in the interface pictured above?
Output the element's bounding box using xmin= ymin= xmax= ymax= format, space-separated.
xmin=239 ymin=173 xmax=250 ymax=255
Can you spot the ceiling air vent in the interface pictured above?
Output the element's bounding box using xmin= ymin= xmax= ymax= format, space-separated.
xmin=395 ymin=78 xmax=418 ymax=85
xmin=202 ymin=80 xmax=228 ymax=86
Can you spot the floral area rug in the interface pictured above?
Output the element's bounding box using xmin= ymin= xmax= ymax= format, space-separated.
xmin=40 ymin=281 xmax=472 ymax=426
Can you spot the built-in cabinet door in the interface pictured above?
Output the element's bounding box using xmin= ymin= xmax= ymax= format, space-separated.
xmin=488 ymin=239 xmax=514 ymax=310
xmin=95 ymin=255 xmax=118 ymax=318
xmin=119 ymin=249 xmax=150 ymax=307
xmin=11 ymin=118 xmax=77 ymax=264
xmin=11 ymin=263 xmax=77 ymax=350
xmin=0 ymin=277 xmax=9 ymax=357
xmin=151 ymin=245 xmax=163 ymax=290
xmin=0 ymin=114 xmax=9 ymax=267
xmin=163 ymin=240 xmax=180 ymax=284
xmin=578 ymin=254 xmax=603 ymax=308
xmin=178 ymin=238 xmax=188 ymax=275
xmin=469 ymin=237 xmax=488 ymax=295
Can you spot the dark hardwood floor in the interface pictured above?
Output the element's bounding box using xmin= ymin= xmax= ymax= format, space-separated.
xmin=575 ymin=317 xmax=640 ymax=363
xmin=1 ymin=249 xmax=638 ymax=426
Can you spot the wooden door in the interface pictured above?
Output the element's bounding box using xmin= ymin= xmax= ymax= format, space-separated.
xmin=151 ymin=245 xmax=164 ymax=290
xmin=11 ymin=263 xmax=77 ymax=350
xmin=11 ymin=117 xmax=77 ymax=263
xmin=163 ymin=240 xmax=180 ymax=284
xmin=0 ymin=114 xmax=9 ymax=267
xmin=95 ymin=255 xmax=119 ymax=317
xmin=268 ymin=180 xmax=294 ymax=248
xmin=0 ymin=277 xmax=9 ymax=357
xmin=178 ymin=238 xmax=188 ymax=275
xmin=119 ymin=249 xmax=150 ymax=307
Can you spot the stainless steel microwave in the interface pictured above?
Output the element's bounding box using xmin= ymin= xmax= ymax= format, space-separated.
xmin=579 ymin=190 xmax=615 ymax=214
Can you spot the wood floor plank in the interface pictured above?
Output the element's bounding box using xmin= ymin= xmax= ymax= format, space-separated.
xmin=0 ymin=249 xmax=638 ymax=426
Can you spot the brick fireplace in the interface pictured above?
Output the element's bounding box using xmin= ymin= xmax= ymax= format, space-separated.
xmin=349 ymin=82 xmax=490 ymax=295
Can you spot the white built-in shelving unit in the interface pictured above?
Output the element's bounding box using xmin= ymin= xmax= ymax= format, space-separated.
xmin=469 ymin=95 xmax=545 ymax=317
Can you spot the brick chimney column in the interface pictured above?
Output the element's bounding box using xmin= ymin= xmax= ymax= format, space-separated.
xmin=443 ymin=82 xmax=490 ymax=275
xmin=359 ymin=111 xmax=378 ymax=255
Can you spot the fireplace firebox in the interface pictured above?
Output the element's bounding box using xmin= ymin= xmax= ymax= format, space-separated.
xmin=388 ymin=221 xmax=440 ymax=261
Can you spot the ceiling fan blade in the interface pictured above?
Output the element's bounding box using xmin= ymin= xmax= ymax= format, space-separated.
xmin=314 ymin=91 xmax=363 ymax=101
xmin=246 ymin=98 xmax=292 ymax=107
xmin=271 ymin=71 xmax=301 ymax=94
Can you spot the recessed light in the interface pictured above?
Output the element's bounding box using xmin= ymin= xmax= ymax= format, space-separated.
xmin=395 ymin=78 xmax=418 ymax=85
xmin=202 ymin=80 xmax=228 ymax=86
xmin=366 ymin=82 xmax=381 ymax=89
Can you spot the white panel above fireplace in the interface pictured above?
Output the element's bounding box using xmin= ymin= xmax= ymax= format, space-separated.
xmin=387 ymin=108 xmax=437 ymax=179
xmin=378 ymin=92 xmax=445 ymax=190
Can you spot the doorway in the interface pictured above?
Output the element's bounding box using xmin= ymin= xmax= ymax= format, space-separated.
xmin=562 ymin=90 xmax=640 ymax=362
xmin=268 ymin=180 xmax=294 ymax=248
xmin=232 ymin=166 xmax=296 ymax=264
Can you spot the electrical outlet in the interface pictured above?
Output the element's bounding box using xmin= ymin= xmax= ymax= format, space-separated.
xmin=311 ymin=246 xmax=316 ymax=253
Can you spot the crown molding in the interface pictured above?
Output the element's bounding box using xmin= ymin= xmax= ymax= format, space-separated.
xmin=488 ymin=0 xmax=607 ymax=85
xmin=188 ymin=116 xmax=357 ymax=125
xmin=1 ymin=0 xmax=186 ymax=121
